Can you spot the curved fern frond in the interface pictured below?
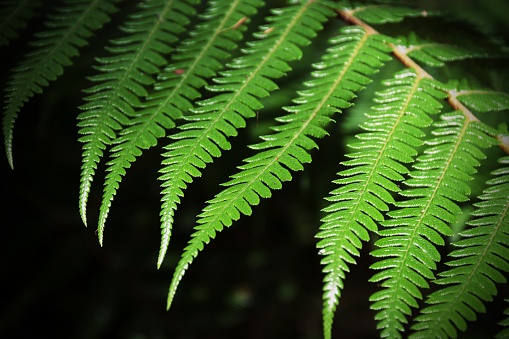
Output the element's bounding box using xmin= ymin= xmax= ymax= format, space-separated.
xmin=316 ymin=67 xmax=447 ymax=339
xmin=3 ymin=0 xmax=120 ymax=169
xmin=106 ymin=0 xmax=265 ymax=268
xmin=410 ymin=154 xmax=509 ymax=338
xmin=370 ymin=112 xmax=497 ymax=338
xmin=158 ymin=0 xmax=338 ymax=271
xmin=77 ymin=0 xmax=198 ymax=239
xmin=0 ymin=0 xmax=41 ymax=46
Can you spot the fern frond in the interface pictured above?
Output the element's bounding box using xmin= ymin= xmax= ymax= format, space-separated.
xmin=3 ymin=0 xmax=120 ymax=169
xmin=317 ymin=67 xmax=448 ymax=339
xmin=119 ymin=0 xmax=265 ymax=268
xmin=411 ymin=154 xmax=509 ymax=338
xmin=0 ymin=0 xmax=41 ymax=46
xmin=370 ymin=111 xmax=497 ymax=338
xmin=77 ymin=0 xmax=198 ymax=239
xmin=161 ymin=0 xmax=342 ymax=310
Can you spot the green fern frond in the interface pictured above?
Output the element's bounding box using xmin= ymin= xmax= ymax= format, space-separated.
xmin=136 ymin=0 xmax=266 ymax=268
xmin=370 ymin=112 xmax=497 ymax=338
xmin=410 ymin=154 xmax=509 ymax=338
xmin=77 ymin=0 xmax=198 ymax=239
xmin=0 ymin=0 xmax=41 ymax=46
xmin=158 ymin=0 xmax=338 ymax=273
xmin=3 ymin=0 xmax=120 ymax=169
xmin=317 ymin=67 xmax=447 ymax=339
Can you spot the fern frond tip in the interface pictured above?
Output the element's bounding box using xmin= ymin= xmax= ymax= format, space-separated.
xmin=157 ymin=220 xmax=172 ymax=269
xmin=5 ymin=142 xmax=14 ymax=169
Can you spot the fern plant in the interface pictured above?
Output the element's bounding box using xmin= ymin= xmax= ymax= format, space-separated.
xmin=3 ymin=0 xmax=509 ymax=337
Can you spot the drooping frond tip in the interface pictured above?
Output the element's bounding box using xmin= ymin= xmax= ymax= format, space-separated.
xmin=77 ymin=0 xmax=199 ymax=240
xmin=3 ymin=0 xmax=120 ymax=169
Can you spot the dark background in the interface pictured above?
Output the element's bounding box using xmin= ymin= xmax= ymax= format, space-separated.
xmin=1 ymin=1 xmax=509 ymax=338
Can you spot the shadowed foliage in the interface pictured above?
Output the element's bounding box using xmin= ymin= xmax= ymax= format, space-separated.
xmin=2 ymin=0 xmax=509 ymax=338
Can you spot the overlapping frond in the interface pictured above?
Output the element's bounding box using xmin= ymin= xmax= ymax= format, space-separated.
xmin=77 ymin=0 xmax=198 ymax=241
xmin=3 ymin=0 xmax=509 ymax=337
xmin=3 ymin=0 xmax=120 ymax=169
xmin=409 ymin=152 xmax=508 ymax=337
xmin=117 ymin=0 xmax=266 ymax=268
xmin=161 ymin=0 xmax=340 ymax=309
xmin=316 ymin=67 xmax=447 ymax=339
xmin=370 ymin=111 xmax=497 ymax=338
xmin=0 ymin=0 xmax=41 ymax=46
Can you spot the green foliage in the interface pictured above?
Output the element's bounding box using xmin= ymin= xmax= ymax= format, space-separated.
xmin=0 ymin=0 xmax=42 ymax=46
xmin=77 ymin=0 xmax=200 ymax=240
xmin=3 ymin=0 xmax=509 ymax=338
xmin=3 ymin=0 xmax=121 ymax=169
xmin=411 ymin=154 xmax=509 ymax=337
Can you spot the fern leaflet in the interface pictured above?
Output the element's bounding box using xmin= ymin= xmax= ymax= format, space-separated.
xmin=316 ymin=67 xmax=445 ymax=338
xmin=410 ymin=151 xmax=508 ymax=338
xmin=370 ymin=111 xmax=497 ymax=338
xmin=3 ymin=0 xmax=120 ymax=169
xmin=162 ymin=0 xmax=340 ymax=309
xmin=77 ymin=0 xmax=198 ymax=240
xmin=129 ymin=0 xmax=265 ymax=268
xmin=302 ymin=28 xmax=391 ymax=338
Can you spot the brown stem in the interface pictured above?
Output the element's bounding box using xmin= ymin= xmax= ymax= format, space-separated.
xmin=337 ymin=8 xmax=509 ymax=154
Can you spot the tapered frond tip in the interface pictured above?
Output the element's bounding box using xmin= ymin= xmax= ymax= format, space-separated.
xmin=4 ymin=141 xmax=14 ymax=169
xmin=157 ymin=220 xmax=172 ymax=268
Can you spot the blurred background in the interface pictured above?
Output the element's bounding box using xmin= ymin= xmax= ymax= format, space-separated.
xmin=1 ymin=0 xmax=509 ymax=338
